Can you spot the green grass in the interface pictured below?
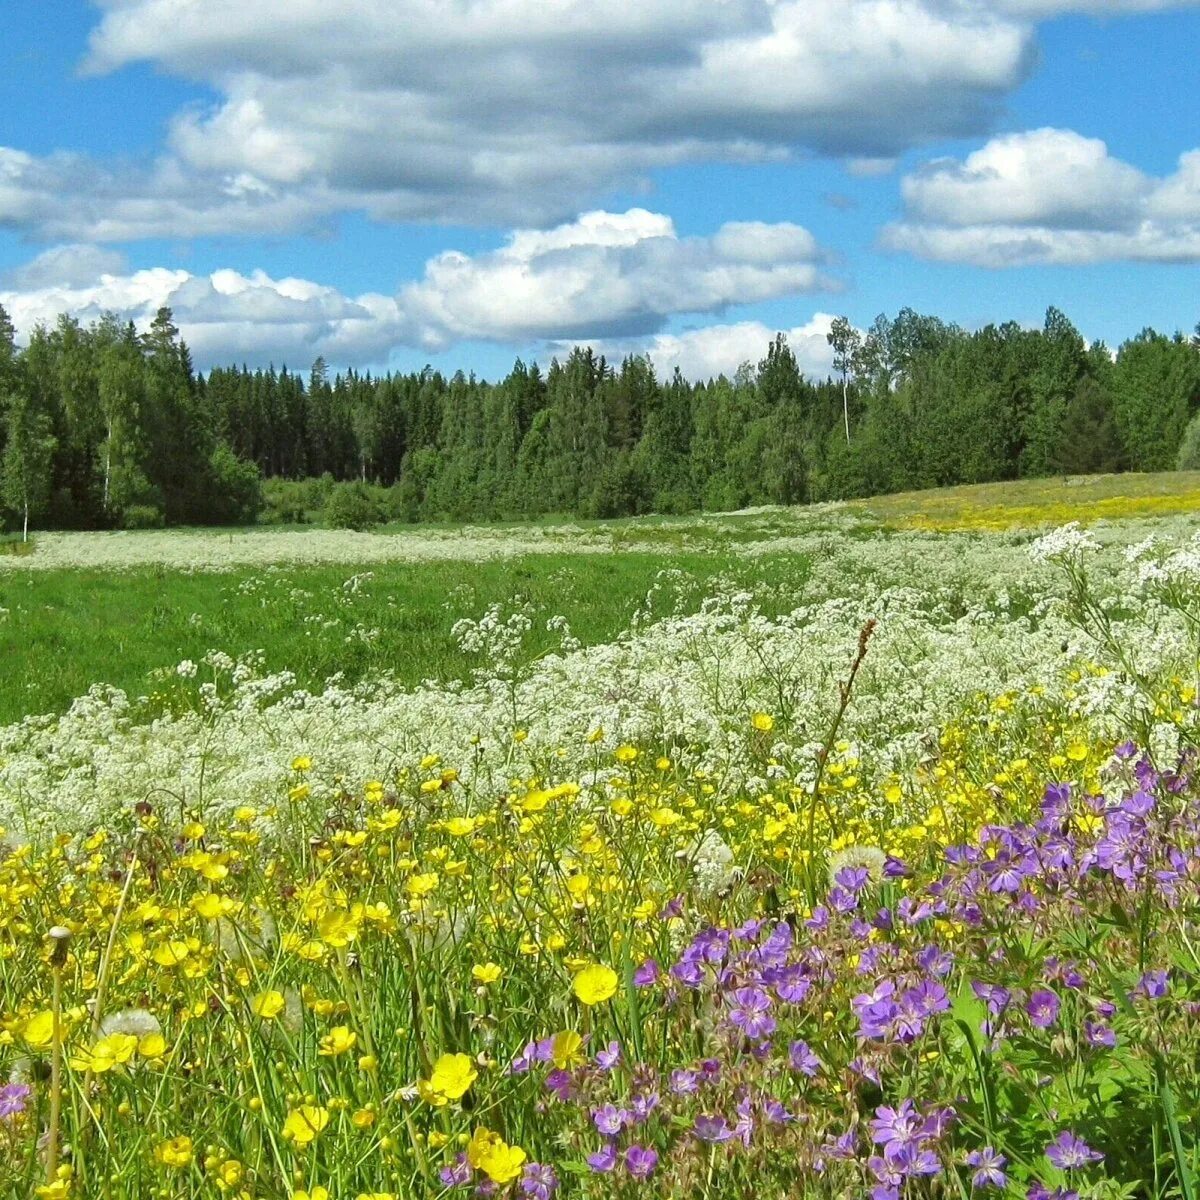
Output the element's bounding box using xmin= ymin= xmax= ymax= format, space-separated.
xmin=0 ymin=551 xmax=810 ymax=725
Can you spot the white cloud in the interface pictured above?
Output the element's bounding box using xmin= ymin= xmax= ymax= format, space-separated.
xmin=626 ymin=315 xmax=841 ymax=382
xmin=0 ymin=210 xmax=835 ymax=369
xmin=885 ymin=128 xmax=1200 ymax=265
xmin=4 ymin=0 xmax=1045 ymax=238
xmin=398 ymin=209 xmax=833 ymax=349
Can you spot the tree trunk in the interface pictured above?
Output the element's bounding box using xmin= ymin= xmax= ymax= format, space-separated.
xmin=842 ymin=375 xmax=851 ymax=445
xmin=22 ymin=502 xmax=28 ymax=543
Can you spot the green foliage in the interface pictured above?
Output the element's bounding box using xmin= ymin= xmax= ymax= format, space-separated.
xmin=1177 ymin=410 xmax=1200 ymax=471
xmin=4 ymin=303 xmax=1200 ymax=531
xmin=323 ymin=480 xmax=383 ymax=530
xmin=121 ymin=502 xmax=165 ymax=529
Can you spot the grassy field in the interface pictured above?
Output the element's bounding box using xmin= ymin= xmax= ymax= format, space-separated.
xmin=3 ymin=472 xmax=1200 ymax=1198
xmin=0 ymin=552 xmax=810 ymax=725
xmin=3 ymin=470 xmax=1199 ymax=725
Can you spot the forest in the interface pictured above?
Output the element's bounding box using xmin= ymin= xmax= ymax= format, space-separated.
xmin=1 ymin=302 xmax=1199 ymax=533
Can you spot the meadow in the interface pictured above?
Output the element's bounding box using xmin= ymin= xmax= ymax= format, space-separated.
xmin=1 ymin=472 xmax=1200 ymax=1199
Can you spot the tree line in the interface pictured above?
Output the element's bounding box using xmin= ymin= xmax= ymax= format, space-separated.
xmin=1 ymin=302 xmax=1199 ymax=535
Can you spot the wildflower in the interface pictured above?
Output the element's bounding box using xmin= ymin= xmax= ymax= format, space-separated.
xmin=827 ymin=845 xmax=887 ymax=886
xmin=788 ymin=1040 xmax=822 ymax=1076
xmin=252 ymin=990 xmax=286 ymax=1019
xmin=0 ymin=1082 xmax=30 ymax=1119
xmin=70 ymin=1033 xmax=139 ymax=1073
xmin=1135 ymin=969 xmax=1169 ymax=1000
xmin=419 ymin=1053 xmax=478 ymax=1105
xmin=751 ymin=712 xmax=774 ymax=732
xmin=520 ymin=1163 xmax=559 ymax=1198
xmin=595 ymin=1041 xmax=621 ymax=1070
xmin=572 ymin=963 xmax=618 ymax=1006
xmin=587 ymin=1145 xmax=618 ymax=1172
xmin=592 ymin=1105 xmax=630 ymax=1136
xmin=625 ymin=1146 xmax=658 ymax=1180
xmin=467 ymin=1128 xmax=527 ymax=1184
xmin=22 ymin=1010 xmax=58 ymax=1049
xmin=965 ymin=1147 xmax=1008 ymax=1189
xmin=1026 ymin=989 xmax=1061 ymax=1029
xmin=472 ymin=962 xmax=503 ymax=985
xmin=283 ymin=1105 xmax=330 ymax=1147
xmin=1046 ymin=1131 xmax=1103 ymax=1170
xmin=318 ymin=1025 xmax=357 ymax=1057
xmin=154 ymin=1135 xmax=194 ymax=1168
xmin=728 ymin=986 xmax=775 ymax=1040
xmin=693 ymin=1114 xmax=736 ymax=1143
xmin=551 ymin=1030 xmax=584 ymax=1069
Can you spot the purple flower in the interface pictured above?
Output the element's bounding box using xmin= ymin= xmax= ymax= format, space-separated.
xmin=520 ymin=1162 xmax=559 ymax=1199
xmin=728 ymin=986 xmax=775 ymax=1040
xmin=586 ymin=1145 xmax=618 ymax=1173
xmin=592 ymin=1105 xmax=629 ymax=1137
xmin=693 ymin=1114 xmax=736 ymax=1143
xmin=1046 ymin=1131 xmax=1103 ymax=1170
xmin=1135 ymin=969 xmax=1169 ymax=1000
xmin=633 ymin=959 xmax=660 ymax=988
xmin=1028 ymin=1184 xmax=1079 ymax=1200
xmin=625 ymin=1146 xmax=658 ymax=1180
xmin=629 ymin=1092 xmax=660 ymax=1123
xmin=440 ymin=1153 xmax=473 ymax=1187
xmin=0 ymin=1083 xmax=30 ymax=1120
xmin=544 ymin=1069 xmax=575 ymax=1100
xmin=669 ymin=1068 xmax=699 ymax=1095
xmin=1084 ymin=1020 xmax=1116 ymax=1048
xmin=871 ymin=1100 xmax=925 ymax=1163
xmin=788 ymin=1040 xmax=822 ymax=1076
xmin=1026 ymin=988 xmax=1060 ymax=1029
xmin=966 ymin=1146 xmax=1008 ymax=1189
xmin=595 ymin=1041 xmax=621 ymax=1070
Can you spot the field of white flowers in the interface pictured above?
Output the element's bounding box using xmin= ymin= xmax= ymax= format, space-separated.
xmin=2 ymin=511 xmax=1197 ymax=840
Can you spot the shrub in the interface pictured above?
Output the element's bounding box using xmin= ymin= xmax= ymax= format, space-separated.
xmin=323 ymin=481 xmax=383 ymax=531
xmin=121 ymin=503 xmax=165 ymax=529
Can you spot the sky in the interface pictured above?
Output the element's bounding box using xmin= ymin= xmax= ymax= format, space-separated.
xmin=0 ymin=1 xmax=1197 ymax=383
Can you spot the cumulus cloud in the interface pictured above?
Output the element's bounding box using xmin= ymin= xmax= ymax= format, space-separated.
xmin=4 ymin=0 xmax=1044 ymax=237
xmin=884 ymin=128 xmax=1200 ymax=265
xmin=0 ymin=210 xmax=834 ymax=369
xmin=572 ymin=315 xmax=842 ymax=382
xmin=397 ymin=209 xmax=833 ymax=349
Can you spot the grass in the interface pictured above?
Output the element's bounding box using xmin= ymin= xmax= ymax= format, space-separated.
xmin=0 ymin=551 xmax=810 ymax=725
xmin=5 ymin=468 xmax=1199 ymax=726
xmin=846 ymin=469 xmax=1200 ymax=530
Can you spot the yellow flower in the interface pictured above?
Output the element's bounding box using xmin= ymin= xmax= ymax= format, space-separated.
xmin=471 ymin=962 xmax=503 ymax=986
xmin=70 ymin=1032 xmax=138 ymax=1073
xmin=751 ymin=712 xmax=775 ymax=732
xmin=293 ymin=1189 xmax=330 ymax=1200
xmin=154 ymin=1135 xmax=194 ymax=1168
xmin=150 ymin=940 xmax=191 ymax=967
xmin=283 ymin=1105 xmax=330 ymax=1147
xmin=572 ymin=963 xmax=618 ymax=1006
xmin=318 ymin=1025 xmax=358 ymax=1057
xmin=467 ymin=1128 xmax=527 ymax=1184
xmin=22 ymin=1010 xmax=58 ymax=1049
xmin=614 ymin=745 xmax=639 ymax=764
xmin=138 ymin=1032 xmax=167 ymax=1059
xmin=551 ymin=1030 xmax=584 ymax=1069
xmin=252 ymin=990 xmax=286 ymax=1019
xmin=421 ymin=1052 xmax=477 ymax=1105
xmin=1066 ymin=741 xmax=1089 ymax=762
xmin=291 ymin=756 xmax=313 ymax=772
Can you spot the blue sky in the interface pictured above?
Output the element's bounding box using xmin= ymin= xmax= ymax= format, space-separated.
xmin=0 ymin=1 xmax=1197 ymax=382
